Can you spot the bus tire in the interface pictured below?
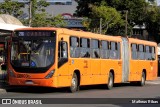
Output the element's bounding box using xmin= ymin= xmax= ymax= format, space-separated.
xmin=139 ymin=72 xmax=146 ymax=86
xmin=69 ymin=73 xmax=78 ymax=93
xmin=107 ymin=72 xmax=114 ymax=90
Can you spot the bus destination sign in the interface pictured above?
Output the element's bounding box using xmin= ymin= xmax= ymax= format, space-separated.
xmin=17 ymin=31 xmax=55 ymax=37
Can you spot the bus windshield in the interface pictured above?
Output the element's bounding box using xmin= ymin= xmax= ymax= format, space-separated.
xmin=11 ymin=39 xmax=55 ymax=68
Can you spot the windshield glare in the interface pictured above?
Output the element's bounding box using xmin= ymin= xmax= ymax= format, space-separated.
xmin=11 ymin=40 xmax=55 ymax=68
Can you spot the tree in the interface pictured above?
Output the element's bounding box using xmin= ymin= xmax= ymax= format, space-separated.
xmin=83 ymin=4 xmax=124 ymax=34
xmin=28 ymin=0 xmax=49 ymax=26
xmin=31 ymin=13 xmax=66 ymax=27
xmin=75 ymin=0 xmax=149 ymax=36
xmin=144 ymin=5 xmax=160 ymax=42
xmin=98 ymin=0 xmax=148 ymax=27
xmin=0 ymin=0 xmax=24 ymax=18
xmin=27 ymin=0 xmax=66 ymax=27
xmin=74 ymin=0 xmax=98 ymax=17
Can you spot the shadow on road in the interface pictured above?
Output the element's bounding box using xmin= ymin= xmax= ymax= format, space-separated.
xmin=0 ymin=81 xmax=149 ymax=94
xmin=1 ymin=84 xmax=70 ymax=94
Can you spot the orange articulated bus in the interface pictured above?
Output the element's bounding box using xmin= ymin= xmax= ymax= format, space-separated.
xmin=6 ymin=27 xmax=157 ymax=92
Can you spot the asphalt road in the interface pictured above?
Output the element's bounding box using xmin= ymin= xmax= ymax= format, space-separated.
xmin=0 ymin=78 xmax=160 ymax=107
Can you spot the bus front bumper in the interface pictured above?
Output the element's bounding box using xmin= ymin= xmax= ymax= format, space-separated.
xmin=8 ymin=77 xmax=58 ymax=88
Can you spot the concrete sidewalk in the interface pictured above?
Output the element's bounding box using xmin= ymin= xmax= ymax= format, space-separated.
xmin=0 ymin=80 xmax=7 ymax=93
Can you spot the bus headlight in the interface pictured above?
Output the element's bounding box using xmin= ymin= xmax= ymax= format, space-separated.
xmin=9 ymin=70 xmax=15 ymax=77
xmin=45 ymin=70 xmax=55 ymax=79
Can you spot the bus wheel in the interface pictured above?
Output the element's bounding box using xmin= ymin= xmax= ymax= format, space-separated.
xmin=139 ymin=72 xmax=146 ymax=86
xmin=107 ymin=72 xmax=114 ymax=90
xmin=69 ymin=73 xmax=78 ymax=93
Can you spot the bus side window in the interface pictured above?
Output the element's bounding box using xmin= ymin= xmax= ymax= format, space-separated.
xmin=117 ymin=42 xmax=121 ymax=59
xmin=101 ymin=40 xmax=109 ymax=59
xmin=80 ymin=38 xmax=90 ymax=58
xmin=58 ymin=41 xmax=68 ymax=68
xmin=131 ymin=44 xmax=137 ymax=60
xmin=70 ymin=36 xmax=79 ymax=58
xmin=138 ymin=44 xmax=145 ymax=60
xmin=151 ymin=46 xmax=155 ymax=60
xmin=145 ymin=46 xmax=150 ymax=60
xmin=110 ymin=42 xmax=118 ymax=59
xmin=61 ymin=42 xmax=68 ymax=58
xmin=91 ymin=39 xmax=100 ymax=58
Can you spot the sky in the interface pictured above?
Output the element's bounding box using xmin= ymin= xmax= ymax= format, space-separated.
xmin=157 ymin=0 xmax=160 ymax=5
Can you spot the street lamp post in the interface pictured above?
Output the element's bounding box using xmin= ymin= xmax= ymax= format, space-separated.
xmin=125 ymin=10 xmax=128 ymax=37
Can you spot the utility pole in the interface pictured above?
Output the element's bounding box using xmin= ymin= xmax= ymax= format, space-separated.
xmin=125 ymin=10 xmax=128 ymax=37
xmin=29 ymin=0 xmax=32 ymax=27
xmin=99 ymin=18 xmax=102 ymax=34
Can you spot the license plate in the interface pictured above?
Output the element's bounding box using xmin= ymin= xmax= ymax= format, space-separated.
xmin=22 ymin=62 xmax=29 ymax=66
xmin=25 ymin=81 xmax=34 ymax=85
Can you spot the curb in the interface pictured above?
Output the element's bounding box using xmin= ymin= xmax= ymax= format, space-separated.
xmin=0 ymin=80 xmax=8 ymax=93
xmin=0 ymin=88 xmax=6 ymax=93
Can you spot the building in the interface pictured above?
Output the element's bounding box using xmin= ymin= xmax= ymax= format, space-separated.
xmin=0 ymin=0 xmax=159 ymax=34
xmin=0 ymin=14 xmax=27 ymax=75
xmin=0 ymin=0 xmax=83 ymax=28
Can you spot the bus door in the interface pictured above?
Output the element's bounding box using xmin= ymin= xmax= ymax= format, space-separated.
xmin=149 ymin=46 xmax=157 ymax=80
xmin=122 ymin=38 xmax=130 ymax=82
xmin=1 ymin=36 xmax=11 ymax=80
xmin=57 ymin=39 xmax=70 ymax=87
xmin=137 ymin=44 xmax=146 ymax=80
xmin=79 ymin=38 xmax=91 ymax=84
xmin=130 ymin=43 xmax=139 ymax=81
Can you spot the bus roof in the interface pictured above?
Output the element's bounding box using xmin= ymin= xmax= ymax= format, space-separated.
xmin=14 ymin=27 xmax=122 ymax=41
xmin=14 ymin=27 xmax=157 ymax=45
xmin=14 ymin=27 xmax=58 ymax=31
xmin=128 ymin=38 xmax=157 ymax=46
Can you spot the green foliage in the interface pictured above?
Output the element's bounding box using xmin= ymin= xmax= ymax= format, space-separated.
xmin=75 ymin=0 xmax=152 ymax=36
xmin=0 ymin=0 xmax=65 ymax=27
xmin=29 ymin=0 xmax=65 ymax=27
xmin=144 ymin=5 xmax=160 ymax=42
xmin=30 ymin=0 xmax=37 ymax=19
xmin=31 ymin=13 xmax=66 ymax=27
xmin=31 ymin=12 xmax=47 ymax=27
xmin=0 ymin=0 xmax=24 ymax=18
xmin=49 ymin=15 xmax=66 ymax=27
xmin=30 ymin=0 xmax=49 ymax=18
xmin=83 ymin=5 xmax=124 ymax=34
